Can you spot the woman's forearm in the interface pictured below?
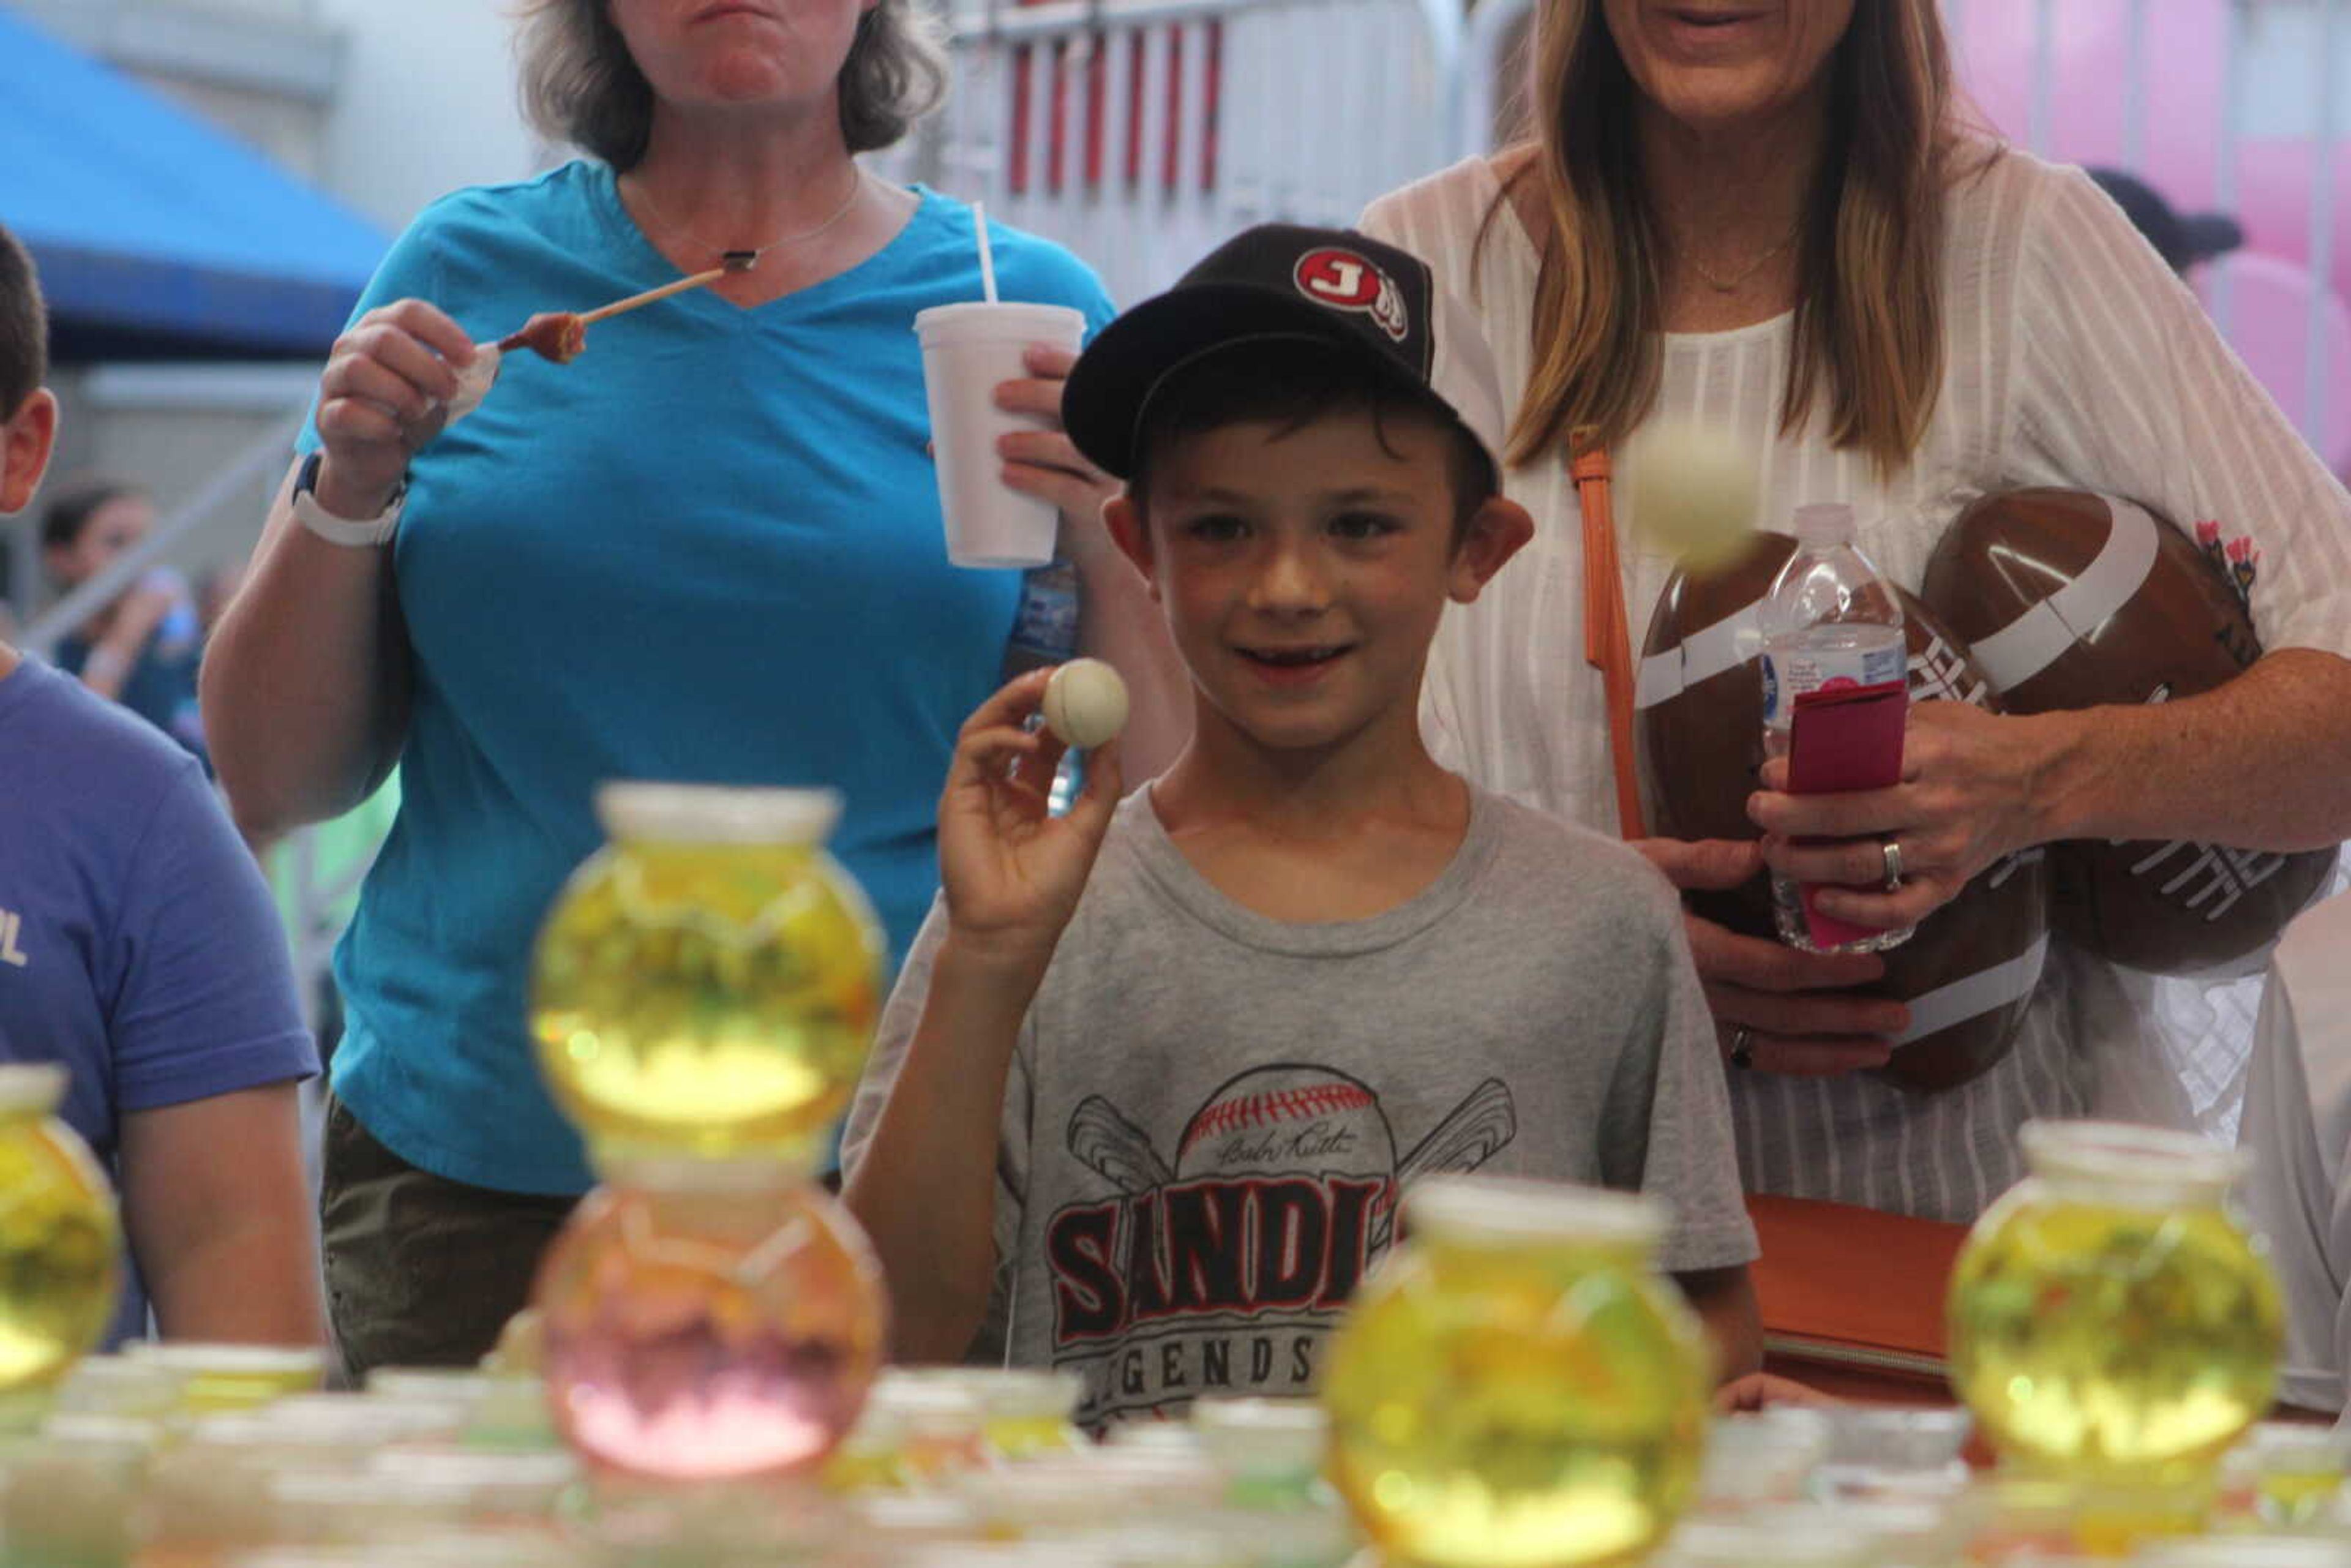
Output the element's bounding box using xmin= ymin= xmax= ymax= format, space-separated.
xmin=77 ymin=637 xmax=138 ymax=701
xmin=2031 ymin=648 xmax=2351 ymax=852
xmin=201 ymin=460 xmax=412 ymax=838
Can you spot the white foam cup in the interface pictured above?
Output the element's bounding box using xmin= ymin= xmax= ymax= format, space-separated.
xmin=915 ymin=302 xmax=1088 ymax=569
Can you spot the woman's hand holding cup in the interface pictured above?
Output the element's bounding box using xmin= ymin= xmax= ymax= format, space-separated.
xmin=995 ymin=343 xmax=1119 ymax=547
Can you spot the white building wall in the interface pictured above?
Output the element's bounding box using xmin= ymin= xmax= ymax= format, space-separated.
xmin=313 ymin=0 xmax=550 ymax=234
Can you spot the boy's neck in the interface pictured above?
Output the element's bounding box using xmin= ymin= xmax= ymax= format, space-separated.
xmin=1150 ymin=707 xmax=1474 ymax=924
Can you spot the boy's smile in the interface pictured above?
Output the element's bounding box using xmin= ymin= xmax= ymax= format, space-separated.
xmin=1115 ymin=410 xmax=1519 ymax=765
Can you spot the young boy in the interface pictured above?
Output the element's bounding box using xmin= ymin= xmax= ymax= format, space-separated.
xmin=0 ymin=222 xmax=324 ymax=1348
xmin=843 ymin=225 xmax=1759 ymax=1427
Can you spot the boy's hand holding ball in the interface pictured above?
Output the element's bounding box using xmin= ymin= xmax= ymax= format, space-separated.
xmin=937 ymin=662 xmax=1127 ymax=975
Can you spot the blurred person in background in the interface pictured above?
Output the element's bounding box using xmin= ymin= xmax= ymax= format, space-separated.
xmin=42 ymin=480 xmax=209 ymax=768
xmin=2087 ymin=167 xmax=2245 ymax=280
xmin=203 ymin=0 xmax=1171 ymax=1376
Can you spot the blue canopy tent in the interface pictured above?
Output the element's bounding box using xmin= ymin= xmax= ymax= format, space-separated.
xmin=0 ymin=9 xmax=388 ymax=361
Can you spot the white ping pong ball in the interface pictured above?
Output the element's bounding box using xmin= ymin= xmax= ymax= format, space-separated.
xmin=1627 ymin=417 xmax=1760 ymax=571
xmin=1043 ymin=658 xmax=1130 ymax=751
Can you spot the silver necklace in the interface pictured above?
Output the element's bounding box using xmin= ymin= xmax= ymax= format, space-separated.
xmin=628 ymin=167 xmax=869 ymax=272
xmin=1682 ymin=225 xmax=1799 ymax=294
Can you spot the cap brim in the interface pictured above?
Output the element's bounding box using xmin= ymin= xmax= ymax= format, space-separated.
xmin=2178 ymin=213 xmax=2244 ymax=263
xmin=1064 ymin=282 xmax=1438 ymax=479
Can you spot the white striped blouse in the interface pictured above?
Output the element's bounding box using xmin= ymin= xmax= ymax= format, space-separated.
xmin=1361 ymin=144 xmax=2351 ymax=1221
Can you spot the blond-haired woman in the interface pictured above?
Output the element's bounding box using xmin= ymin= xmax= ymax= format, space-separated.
xmin=204 ymin=0 xmax=1153 ymax=1374
xmin=1363 ymin=0 xmax=2351 ymax=1223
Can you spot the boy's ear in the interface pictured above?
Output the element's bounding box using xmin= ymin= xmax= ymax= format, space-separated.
xmin=1448 ymin=495 xmax=1534 ymax=604
xmin=1104 ymin=494 xmax=1160 ymax=602
xmin=0 ymin=389 xmax=58 ymax=517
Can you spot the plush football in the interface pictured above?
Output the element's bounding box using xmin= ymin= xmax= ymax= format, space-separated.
xmin=1638 ymin=532 xmax=2050 ymax=1093
xmin=1920 ymin=489 xmax=2337 ymax=977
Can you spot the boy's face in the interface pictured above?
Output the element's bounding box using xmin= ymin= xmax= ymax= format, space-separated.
xmin=45 ymin=492 xmax=154 ymax=589
xmin=1110 ymin=409 xmax=1528 ymax=760
xmin=0 ymin=389 xmax=57 ymax=519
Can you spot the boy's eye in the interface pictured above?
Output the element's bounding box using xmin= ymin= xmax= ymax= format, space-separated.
xmin=1329 ymin=511 xmax=1403 ymax=541
xmin=1183 ymin=514 xmax=1250 ymax=544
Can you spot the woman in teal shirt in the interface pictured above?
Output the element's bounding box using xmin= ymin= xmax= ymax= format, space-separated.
xmin=203 ymin=0 xmax=1170 ymax=1375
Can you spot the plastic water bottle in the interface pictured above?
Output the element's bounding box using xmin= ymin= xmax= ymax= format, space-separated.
xmin=1759 ymin=503 xmax=1914 ymax=955
xmin=142 ymin=568 xmax=203 ymax=661
xmin=1002 ymin=558 xmax=1084 ymax=814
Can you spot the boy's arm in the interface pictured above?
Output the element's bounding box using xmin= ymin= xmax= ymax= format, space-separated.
xmin=843 ymin=667 xmax=1125 ymax=1363
xmin=1603 ymin=848 xmax=1764 ymax=1381
xmin=103 ymin=760 xmax=322 ymax=1343
xmin=118 ymin=1084 xmax=326 ymax=1345
xmin=1674 ymin=1264 xmax=1764 ymax=1385
xmin=846 ymin=940 xmax=1046 ymax=1361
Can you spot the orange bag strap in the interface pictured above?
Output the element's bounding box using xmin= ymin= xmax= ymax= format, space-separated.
xmin=1570 ymin=435 xmax=1647 ymax=840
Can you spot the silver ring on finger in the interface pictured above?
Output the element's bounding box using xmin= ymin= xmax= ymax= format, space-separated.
xmin=1730 ymin=1026 xmax=1757 ymax=1071
xmin=1880 ymin=838 xmax=1904 ymax=892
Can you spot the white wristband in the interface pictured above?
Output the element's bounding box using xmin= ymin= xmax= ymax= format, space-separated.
xmin=293 ymin=457 xmax=404 ymax=548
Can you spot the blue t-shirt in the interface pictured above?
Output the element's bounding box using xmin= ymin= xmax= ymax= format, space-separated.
xmin=0 ymin=658 xmax=317 ymax=1342
xmin=302 ymin=163 xmax=1114 ymax=1196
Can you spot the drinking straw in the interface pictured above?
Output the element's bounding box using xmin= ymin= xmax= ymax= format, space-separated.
xmin=973 ymin=201 xmax=999 ymax=304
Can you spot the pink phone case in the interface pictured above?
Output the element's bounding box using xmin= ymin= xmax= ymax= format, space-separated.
xmin=1787 ymin=681 xmax=1907 ymax=949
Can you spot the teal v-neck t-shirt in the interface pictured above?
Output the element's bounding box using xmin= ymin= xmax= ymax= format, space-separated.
xmin=300 ymin=162 xmax=1112 ymax=1194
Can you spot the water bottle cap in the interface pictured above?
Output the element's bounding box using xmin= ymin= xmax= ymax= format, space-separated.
xmin=1793 ymin=502 xmax=1856 ymax=546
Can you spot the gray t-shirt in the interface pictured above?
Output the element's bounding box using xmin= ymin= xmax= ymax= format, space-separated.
xmin=842 ymin=785 xmax=1757 ymax=1427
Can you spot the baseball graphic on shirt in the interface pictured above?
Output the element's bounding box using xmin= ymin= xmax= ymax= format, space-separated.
xmin=1048 ymin=1066 xmax=1519 ymax=1424
xmin=1174 ymin=1067 xmax=1397 ymax=1182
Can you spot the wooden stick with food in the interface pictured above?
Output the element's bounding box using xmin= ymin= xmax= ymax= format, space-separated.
xmin=498 ymin=251 xmax=759 ymax=364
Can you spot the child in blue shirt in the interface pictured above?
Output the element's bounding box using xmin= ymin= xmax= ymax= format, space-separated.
xmin=0 ymin=222 xmax=323 ymax=1348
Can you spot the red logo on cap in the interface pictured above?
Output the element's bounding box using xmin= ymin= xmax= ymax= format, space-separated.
xmin=1293 ymin=247 xmax=1409 ymax=343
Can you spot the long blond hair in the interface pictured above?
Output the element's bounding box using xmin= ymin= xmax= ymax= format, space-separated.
xmin=1495 ymin=0 xmax=1962 ymax=474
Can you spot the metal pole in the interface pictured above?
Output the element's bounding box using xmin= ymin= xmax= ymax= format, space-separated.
xmin=2309 ymin=0 xmax=2342 ymax=453
xmin=2212 ymin=0 xmax=2248 ymax=338
xmin=2030 ymin=0 xmax=2056 ymax=155
xmin=2124 ymin=0 xmax=2150 ymax=171
xmin=21 ymin=411 xmax=304 ymax=659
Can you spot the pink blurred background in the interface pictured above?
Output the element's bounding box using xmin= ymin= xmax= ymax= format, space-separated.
xmin=1952 ymin=0 xmax=2349 ymax=473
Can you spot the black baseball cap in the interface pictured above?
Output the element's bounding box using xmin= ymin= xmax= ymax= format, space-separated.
xmin=1063 ymin=223 xmax=1507 ymax=482
xmin=2089 ymin=168 xmax=2244 ymax=272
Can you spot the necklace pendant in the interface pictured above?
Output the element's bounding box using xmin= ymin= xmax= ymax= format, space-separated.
xmin=722 ymin=249 xmax=763 ymax=274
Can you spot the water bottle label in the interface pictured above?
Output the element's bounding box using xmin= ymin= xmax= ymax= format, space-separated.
xmin=1003 ymin=560 xmax=1081 ymax=677
xmin=1761 ymin=639 xmax=1905 ymax=726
